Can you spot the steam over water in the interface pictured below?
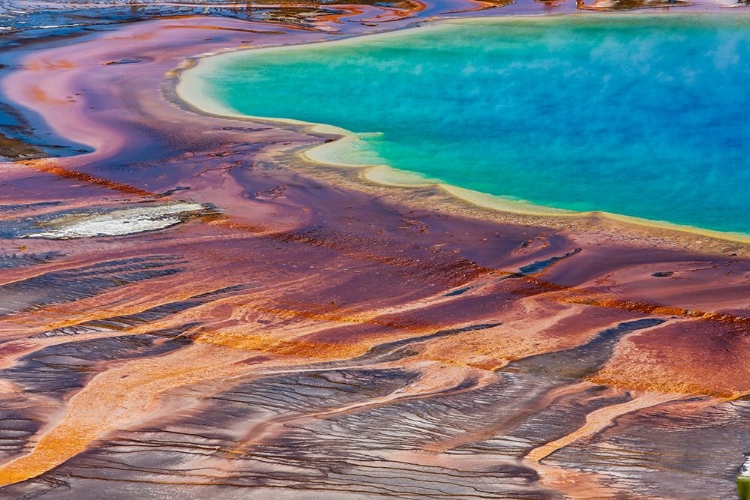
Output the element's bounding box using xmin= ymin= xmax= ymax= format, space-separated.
xmin=192 ymin=15 xmax=750 ymax=235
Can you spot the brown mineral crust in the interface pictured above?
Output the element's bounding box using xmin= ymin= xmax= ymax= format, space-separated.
xmin=414 ymin=301 xmax=643 ymax=370
xmin=591 ymin=319 xmax=750 ymax=397
xmin=542 ymin=246 xmax=750 ymax=316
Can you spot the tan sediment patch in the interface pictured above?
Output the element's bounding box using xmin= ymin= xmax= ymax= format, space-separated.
xmin=589 ymin=320 xmax=750 ymax=398
xmin=25 ymin=59 xmax=78 ymax=71
xmin=27 ymin=86 xmax=68 ymax=105
xmin=194 ymin=329 xmax=372 ymax=360
xmin=0 ymin=343 xmax=285 ymax=487
xmin=532 ymin=462 xmax=661 ymax=500
xmin=83 ymin=287 xmax=420 ymax=357
xmin=514 ymin=278 xmax=750 ymax=327
xmin=413 ymin=301 xmax=583 ymax=370
xmin=525 ymin=392 xmax=681 ymax=463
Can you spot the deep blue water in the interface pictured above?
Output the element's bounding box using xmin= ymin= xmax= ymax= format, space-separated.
xmin=192 ymin=15 xmax=750 ymax=234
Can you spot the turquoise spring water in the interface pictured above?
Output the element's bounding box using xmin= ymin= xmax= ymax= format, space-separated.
xmin=191 ymin=15 xmax=750 ymax=235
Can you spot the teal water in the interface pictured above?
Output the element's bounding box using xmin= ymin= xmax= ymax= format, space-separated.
xmin=192 ymin=15 xmax=750 ymax=235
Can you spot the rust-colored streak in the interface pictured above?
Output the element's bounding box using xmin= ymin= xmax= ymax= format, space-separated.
xmin=0 ymin=344 xmax=271 ymax=487
xmin=25 ymin=60 xmax=77 ymax=71
xmin=22 ymin=159 xmax=154 ymax=197
xmin=519 ymin=277 xmax=750 ymax=327
xmin=194 ymin=330 xmax=372 ymax=359
xmin=27 ymin=86 xmax=67 ymax=105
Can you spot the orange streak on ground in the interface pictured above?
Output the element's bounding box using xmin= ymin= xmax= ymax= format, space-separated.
xmin=590 ymin=372 xmax=737 ymax=399
xmin=45 ymin=59 xmax=76 ymax=70
xmin=207 ymin=217 xmax=272 ymax=233
xmin=564 ymin=295 xmax=748 ymax=324
xmin=161 ymin=24 xmax=287 ymax=34
xmin=0 ymin=343 xmax=288 ymax=487
xmin=52 ymin=59 xmax=77 ymax=69
xmin=190 ymin=300 xmax=442 ymax=336
xmin=27 ymin=86 xmax=67 ymax=105
xmin=188 ymin=295 xmax=606 ymax=368
xmin=22 ymin=159 xmax=154 ymax=197
xmin=413 ymin=300 xmax=586 ymax=370
xmin=525 ymin=392 xmax=683 ymax=463
xmin=589 ymin=320 xmax=750 ymax=398
xmin=517 ymin=277 xmax=750 ymax=326
xmin=194 ymin=330 xmax=371 ymax=359
xmin=182 ymin=299 xmax=443 ymax=357
xmin=532 ymin=462 xmax=662 ymax=500
xmin=26 ymin=59 xmax=77 ymax=70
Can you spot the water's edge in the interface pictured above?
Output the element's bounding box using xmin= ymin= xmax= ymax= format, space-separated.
xmin=174 ymin=16 xmax=750 ymax=246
